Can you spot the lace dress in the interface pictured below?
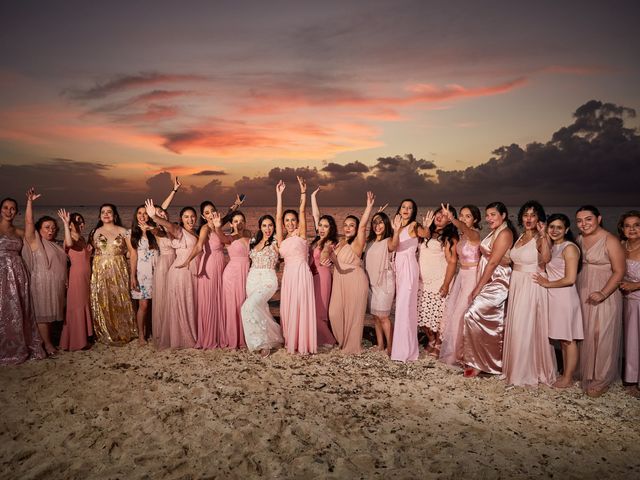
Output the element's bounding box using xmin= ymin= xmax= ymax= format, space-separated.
xmin=417 ymin=238 xmax=448 ymax=332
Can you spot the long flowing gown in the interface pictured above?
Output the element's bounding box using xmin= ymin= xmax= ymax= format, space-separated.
xmin=623 ymin=258 xmax=640 ymax=386
xmin=60 ymin=245 xmax=93 ymax=351
xmin=546 ymin=241 xmax=584 ymax=341
xmin=310 ymin=244 xmax=336 ymax=346
xmin=502 ymin=236 xmax=557 ymax=386
xmin=417 ymin=238 xmax=448 ymax=332
xmin=279 ymin=235 xmax=317 ymax=354
xmin=390 ymin=228 xmax=420 ymax=362
xmin=463 ymin=223 xmax=512 ymax=374
xmin=439 ymin=235 xmax=480 ymax=366
xmin=576 ymin=234 xmax=623 ymax=392
xmin=195 ymin=230 xmax=225 ymax=349
xmin=365 ymin=239 xmax=395 ymax=318
xmin=328 ymin=242 xmax=369 ymax=354
xmin=0 ymin=235 xmax=45 ymax=364
xmin=166 ymin=228 xmax=199 ymax=349
xmin=221 ymin=238 xmax=250 ymax=349
xmin=90 ymin=233 xmax=137 ymax=345
xmin=152 ymin=236 xmax=175 ymax=349
xmin=241 ymin=243 xmax=284 ymax=351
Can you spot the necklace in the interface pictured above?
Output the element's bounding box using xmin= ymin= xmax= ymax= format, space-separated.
xmin=625 ymin=240 xmax=640 ymax=253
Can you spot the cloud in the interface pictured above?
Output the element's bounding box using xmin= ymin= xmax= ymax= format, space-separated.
xmin=322 ymin=161 xmax=369 ymax=174
xmin=192 ymin=170 xmax=228 ymax=176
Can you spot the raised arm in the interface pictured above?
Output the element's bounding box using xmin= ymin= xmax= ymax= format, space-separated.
xmin=275 ymin=180 xmax=285 ymax=245
xmin=160 ymin=176 xmax=181 ymax=210
xmin=388 ymin=214 xmax=402 ymax=252
xmin=536 ymin=221 xmax=552 ymax=265
xmin=352 ymin=191 xmax=375 ymax=257
xmin=176 ymin=225 xmax=209 ymax=269
xmin=297 ymin=176 xmax=308 ymax=240
xmin=24 ymin=187 xmax=41 ymax=251
xmin=534 ymin=244 xmax=579 ymax=288
xmin=415 ymin=210 xmax=434 ymax=239
xmin=311 ymin=186 xmax=321 ymax=231
xmin=587 ymin=234 xmax=626 ymax=304
xmin=441 ymin=203 xmax=480 ymax=243
xmin=57 ymin=209 xmax=74 ymax=249
xmin=221 ymin=193 xmax=245 ymax=225
xmin=212 ymin=211 xmax=233 ymax=245
xmin=471 ymin=228 xmax=513 ymax=298
xmin=145 ymin=199 xmax=181 ymax=238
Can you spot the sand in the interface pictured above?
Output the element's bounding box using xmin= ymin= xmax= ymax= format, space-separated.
xmin=1 ymin=342 xmax=639 ymax=479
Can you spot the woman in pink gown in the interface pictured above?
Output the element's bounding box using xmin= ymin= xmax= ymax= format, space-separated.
xmin=0 ymin=196 xmax=45 ymax=365
xmin=534 ymin=213 xmax=583 ymax=388
xmin=275 ymin=177 xmax=316 ymax=355
xmin=439 ymin=205 xmax=481 ymax=367
xmin=328 ymin=192 xmax=375 ymax=354
xmin=57 ymin=210 xmax=93 ymax=351
xmin=575 ymin=205 xmax=625 ymax=397
xmin=503 ymin=201 xmax=556 ymax=386
xmin=618 ymin=211 xmax=640 ymax=397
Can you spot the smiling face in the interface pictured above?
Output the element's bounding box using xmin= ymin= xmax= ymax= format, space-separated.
xmin=343 ymin=217 xmax=357 ymax=239
xmin=100 ymin=206 xmax=114 ymax=225
xmin=1 ymin=199 xmax=18 ymax=223
xmin=318 ymin=218 xmax=331 ymax=239
xmin=136 ymin=206 xmax=149 ymax=225
xmin=202 ymin=204 xmax=217 ymax=222
xmin=284 ymin=212 xmax=298 ymax=233
xmin=433 ymin=210 xmax=450 ymax=230
xmin=623 ymin=216 xmax=640 ymax=241
xmin=181 ymin=209 xmax=197 ymax=231
xmin=260 ymin=218 xmax=274 ymax=238
xmin=399 ymin=201 xmax=414 ymax=222
xmin=521 ymin=207 xmax=539 ymax=232
xmin=39 ymin=220 xmax=58 ymax=241
xmin=576 ymin=211 xmax=601 ymax=236
xmin=155 ymin=207 xmax=168 ymax=221
xmin=459 ymin=207 xmax=476 ymax=229
xmin=485 ymin=208 xmax=506 ymax=230
xmin=372 ymin=215 xmax=386 ymax=239
xmin=547 ymin=219 xmax=568 ymax=244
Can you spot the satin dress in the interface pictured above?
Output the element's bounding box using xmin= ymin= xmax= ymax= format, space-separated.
xmin=221 ymin=238 xmax=250 ymax=349
xmin=310 ymin=244 xmax=336 ymax=346
xmin=195 ymin=230 xmax=225 ymax=349
xmin=623 ymin=258 xmax=640 ymax=386
xmin=60 ymin=245 xmax=93 ymax=351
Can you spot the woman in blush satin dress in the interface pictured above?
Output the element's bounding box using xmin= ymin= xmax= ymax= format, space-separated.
xmin=275 ymin=177 xmax=316 ymax=355
xmin=463 ymin=202 xmax=516 ymax=377
xmin=534 ymin=213 xmax=583 ymax=388
xmin=575 ymin=205 xmax=625 ymax=397
xmin=619 ymin=211 xmax=640 ymax=397
xmin=242 ymin=214 xmax=284 ymax=356
xmin=439 ymin=205 xmax=481 ymax=367
xmin=503 ymin=201 xmax=556 ymax=386
xmin=57 ymin=210 xmax=93 ymax=351
xmin=328 ymin=192 xmax=375 ymax=354
xmin=309 ymin=187 xmax=338 ymax=347
xmin=0 ymin=196 xmax=45 ymax=365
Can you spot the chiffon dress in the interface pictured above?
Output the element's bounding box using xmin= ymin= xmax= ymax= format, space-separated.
xmin=546 ymin=242 xmax=584 ymax=341
xmin=90 ymin=233 xmax=137 ymax=345
xmin=310 ymin=244 xmax=336 ymax=346
xmin=241 ymin=243 xmax=284 ymax=351
xmin=328 ymin=242 xmax=369 ymax=354
xmin=165 ymin=228 xmax=199 ymax=349
xmin=0 ymin=234 xmax=45 ymax=364
xmin=623 ymin=258 xmax=640 ymax=386
xmin=502 ymin=236 xmax=556 ymax=386
xmin=576 ymin=234 xmax=623 ymax=392
xmin=221 ymin=238 xmax=250 ymax=349
xmin=152 ymin=236 xmax=175 ymax=349
xmin=131 ymin=235 xmax=156 ymax=300
xmin=463 ymin=223 xmax=512 ymax=374
xmin=439 ymin=235 xmax=480 ymax=366
xmin=60 ymin=245 xmax=93 ymax=351
xmin=195 ymin=230 xmax=225 ymax=349
xmin=390 ymin=228 xmax=420 ymax=362
xmin=279 ymin=235 xmax=317 ymax=354
xmin=364 ymin=239 xmax=395 ymax=318
xmin=417 ymin=238 xmax=448 ymax=332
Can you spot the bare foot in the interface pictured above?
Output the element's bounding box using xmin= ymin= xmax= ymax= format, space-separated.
xmin=44 ymin=345 xmax=58 ymax=357
xmin=586 ymin=386 xmax=608 ymax=398
xmin=553 ymin=377 xmax=573 ymax=389
xmin=371 ymin=345 xmax=384 ymax=351
xmin=260 ymin=349 xmax=271 ymax=358
xmin=625 ymin=385 xmax=640 ymax=398
xmin=138 ymin=338 xmax=147 ymax=346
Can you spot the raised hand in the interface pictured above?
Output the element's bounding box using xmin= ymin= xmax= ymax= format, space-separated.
xmin=311 ymin=186 xmax=321 ymax=197
xmin=392 ymin=214 xmax=402 ymax=230
xmin=366 ymin=191 xmax=375 ymax=208
xmin=297 ymin=176 xmax=306 ymax=193
xmin=422 ymin=210 xmax=435 ymax=228
xmin=57 ymin=208 xmax=70 ymax=225
xmin=26 ymin=187 xmax=41 ymax=202
xmin=235 ymin=193 xmax=245 ymax=207
xmin=138 ymin=221 xmax=152 ymax=232
xmin=377 ymin=203 xmax=389 ymax=213
xmin=536 ymin=221 xmax=548 ymax=238
xmin=276 ymin=180 xmax=286 ymax=195
xmin=440 ymin=203 xmax=453 ymax=221
xmin=145 ymin=199 xmax=157 ymax=219
xmin=212 ymin=211 xmax=222 ymax=229
xmin=173 ymin=176 xmax=181 ymax=191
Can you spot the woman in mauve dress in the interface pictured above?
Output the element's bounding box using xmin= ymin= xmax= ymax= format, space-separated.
xmin=439 ymin=204 xmax=481 ymax=367
xmin=575 ymin=205 xmax=625 ymax=397
xmin=502 ymin=201 xmax=556 ymax=386
xmin=0 ymin=196 xmax=45 ymax=365
xmin=57 ymin=209 xmax=93 ymax=351
xmin=534 ymin=213 xmax=583 ymax=388
xmin=463 ymin=202 xmax=516 ymax=377
xmin=309 ymin=187 xmax=338 ymax=347
xmin=275 ymin=177 xmax=316 ymax=355
xmin=617 ymin=211 xmax=640 ymax=397
xmin=328 ymin=192 xmax=375 ymax=354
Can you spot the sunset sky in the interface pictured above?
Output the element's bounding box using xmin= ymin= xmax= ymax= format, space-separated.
xmin=1 ymin=1 xmax=639 ymax=205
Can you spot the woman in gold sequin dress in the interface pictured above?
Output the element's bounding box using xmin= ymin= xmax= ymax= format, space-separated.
xmin=89 ymin=204 xmax=137 ymax=345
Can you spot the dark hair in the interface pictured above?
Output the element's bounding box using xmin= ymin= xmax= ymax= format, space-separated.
xmin=396 ymin=198 xmax=418 ymax=225
xmin=367 ymin=212 xmax=393 ymax=243
xmin=517 ymin=200 xmax=546 ymax=227
xmin=428 ymin=205 xmax=459 ymax=251
xmin=486 ymin=201 xmax=517 ymax=245
xmin=576 ymin=205 xmax=603 ymax=228
xmin=312 ymin=214 xmax=338 ymax=250
xmin=547 ymin=213 xmax=582 ymax=272
xmin=69 ymin=212 xmax=85 ymax=233
xmin=344 ymin=215 xmax=360 ymax=244
xmin=130 ymin=205 xmax=159 ymax=251
xmin=89 ymin=204 xmax=122 ymax=248
xmin=460 ymin=204 xmax=482 ymax=229
xmin=179 ymin=206 xmax=197 ymax=228
xmin=154 ymin=207 xmax=170 ymax=238
xmin=251 ymin=214 xmax=276 ymax=249
xmin=199 ymin=201 xmax=216 ymax=229
xmin=1 ymin=197 xmax=18 ymax=211
xmin=35 ymin=215 xmax=58 ymax=236
xmin=283 ymin=209 xmax=299 ymax=223
xmin=618 ymin=210 xmax=640 ymax=240
xmin=231 ymin=211 xmax=246 ymax=223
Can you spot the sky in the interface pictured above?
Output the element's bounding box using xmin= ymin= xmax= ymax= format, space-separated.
xmin=1 ymin=0 xmax=639 ymax=206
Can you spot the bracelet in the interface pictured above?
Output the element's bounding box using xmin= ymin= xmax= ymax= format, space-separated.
xmin=172 ymin=189 xmax=178 ymax=193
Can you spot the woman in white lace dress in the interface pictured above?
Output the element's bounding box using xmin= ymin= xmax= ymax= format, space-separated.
xmin=241 ymin=214 xmax=284 ymax=356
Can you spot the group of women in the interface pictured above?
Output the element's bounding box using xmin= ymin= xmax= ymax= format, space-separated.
xmin=1 ymin=178 xmax=639 ymax=398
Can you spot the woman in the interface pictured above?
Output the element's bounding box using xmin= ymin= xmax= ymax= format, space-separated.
xmin=439 ymin=204 xmax=481 ymax=367
xmin=241 ymin=214 xmax=284 ymax=356
xmin=89 ymin=203 xmax=137 ymax=345
xmin=417 ymin=205 xmax=458 ymax=357
xmin=502 ymin=201 xmax=556 ymax=386
xmin=58 ymin=209 xmax=93 ymax=351
xmin=215 ymin=211 xmax=251 ymax=349
xmin=534 ymin=213 xmax=584 ymax=388
xmin=365 ymin=211 xmax=395 ymax=355
xmin=22 ymin=188 xmax=67 ymax=355
xmin=310 ymin=187 xmax=338 ymax=347
xmin=575 ymin=205 xmax=625 ymax=396
xmin=276 ymin=177 xmax=316 ymax=355
xmin=328 ymin=192 xmax=375 ymax=354
xmin=463 ymin=202 xmax=516 ymax=377
xmin=618 ymin=211 xmax=640 ymax=397
xmin=0 ymin=196 xmax=45 ymax=364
